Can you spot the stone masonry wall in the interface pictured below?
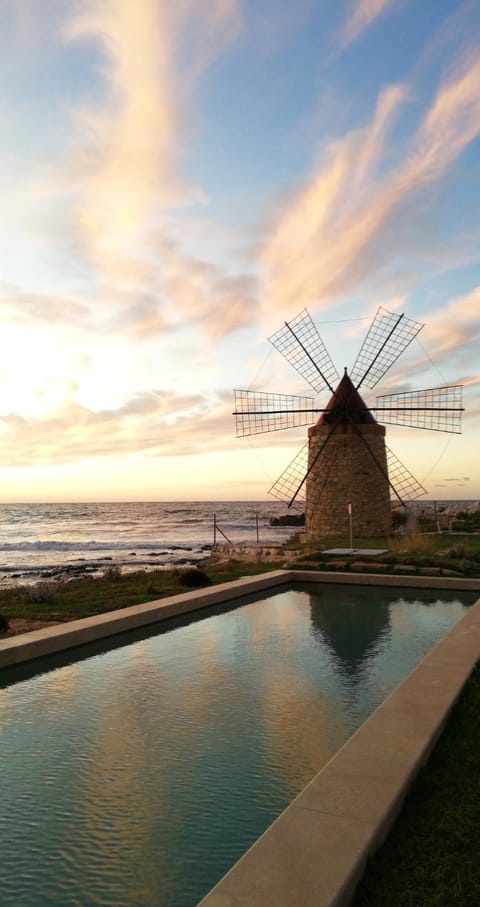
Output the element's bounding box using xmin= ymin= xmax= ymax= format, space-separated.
xmin=306 ymin=423 xmax=392 ymax=538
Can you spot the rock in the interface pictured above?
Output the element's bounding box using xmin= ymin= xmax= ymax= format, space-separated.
xmin=270 ymin=513 xmax=305 ymax=526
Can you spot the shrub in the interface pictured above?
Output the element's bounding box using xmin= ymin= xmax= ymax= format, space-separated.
xmin=389 ymin=533 xmax=434 ymax=556
xmin=392 ymin=509 xmax=407 ymax=529
xmin=26 ymin=582 xmax=57 ymax=604
xmin=179 ymin=568 xmax=211 ymax=588
xmin=103 ymin=565 xmax=121 ymax=580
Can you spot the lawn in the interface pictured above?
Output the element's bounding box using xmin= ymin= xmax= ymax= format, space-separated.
xmin=288 ymin=532 xmax=480 ymax=577
xmin=0 ymin=562 xmax=274 ymax=624
xmin=353 ymin=661 xmax=480 ymax=907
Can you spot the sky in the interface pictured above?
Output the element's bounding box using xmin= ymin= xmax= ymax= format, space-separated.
xmin=1 ymin=0 xmax=479 ymax=503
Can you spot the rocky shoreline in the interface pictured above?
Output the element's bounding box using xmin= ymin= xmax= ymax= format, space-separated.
xmin=0 ymin=546 xmax=212 ymax=588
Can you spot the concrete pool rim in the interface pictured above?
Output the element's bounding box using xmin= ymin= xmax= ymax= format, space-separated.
xmin=1 ymin=569 xmax=479 ymax=907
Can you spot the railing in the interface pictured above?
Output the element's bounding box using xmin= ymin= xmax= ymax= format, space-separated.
xmin=213 ymin=514 xmax=232 ymax=544
xmin=213 ymin=512 xmax=261 ymax=545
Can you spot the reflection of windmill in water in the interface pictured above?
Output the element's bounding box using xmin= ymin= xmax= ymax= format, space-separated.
xmin=308 ymin=586 xmax=391 ymax=682
xmin=234 ymin=308 xmax=464 ymax=537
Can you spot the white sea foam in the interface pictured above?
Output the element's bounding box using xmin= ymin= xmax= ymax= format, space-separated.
xmin=0 ymin=501 xmax=296 ymax=583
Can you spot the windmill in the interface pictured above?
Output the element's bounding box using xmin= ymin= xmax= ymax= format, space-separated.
xmin=233 ymin=308 xmax=464 ymax=538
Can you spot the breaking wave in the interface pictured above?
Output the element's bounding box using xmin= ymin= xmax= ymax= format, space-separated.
xmin=0 ymin=540 xmax=200 ymax=553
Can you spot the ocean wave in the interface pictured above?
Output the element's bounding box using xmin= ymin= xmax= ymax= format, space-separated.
xmin=0 ymin=540 xmax=201 ymax=553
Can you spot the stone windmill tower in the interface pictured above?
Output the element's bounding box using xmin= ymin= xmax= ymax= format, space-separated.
xmin=233 ymin=308 xmax=464 ymax=538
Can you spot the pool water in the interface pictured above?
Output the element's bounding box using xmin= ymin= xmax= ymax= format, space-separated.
xmin=0 ymin=583 xmax=474 ymax=906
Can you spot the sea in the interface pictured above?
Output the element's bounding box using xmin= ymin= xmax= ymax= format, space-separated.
xmin=0 ymin=499 xmax=476 ymax=588
xmin=0 ymin=501 xmax=298 ymax=587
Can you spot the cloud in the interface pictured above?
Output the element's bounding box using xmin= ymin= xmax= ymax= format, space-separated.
xmin=61 ymin=0 xmax=241 ymax=283
xmin=62 ymin=0 xmax=191 ymax=276
xmin=34 ymin=0 xmax=256 ymax=344
xmin=360 ymin=287 xmax=480 ymax=418
xmin=260 ymin=53 xmax=480 ymax=318
xmin=0 ymin=284 xmax=89 ymax=328
xmin=424 ymin=287 xmax=480 ymax=360
xmin=336 ymin=0 xmax=396 ymax=50
xmin=0 ymin=388 xmax=230 ymax=466
xmin=153 ymin=240 xmax=258 ymax=339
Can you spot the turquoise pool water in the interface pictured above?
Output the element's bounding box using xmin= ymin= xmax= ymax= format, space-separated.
xmin=0 ymin=583 xmax=474 ymax=906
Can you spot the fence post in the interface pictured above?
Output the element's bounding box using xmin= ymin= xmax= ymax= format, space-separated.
xmin=255 ymin=511 xmax=259 ymax=543
xmin=212 ymin=513 xmax=232 ymax=544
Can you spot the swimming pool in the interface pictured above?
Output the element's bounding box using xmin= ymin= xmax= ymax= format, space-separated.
xmin=0 ymin=582 xmax=474 ymax=906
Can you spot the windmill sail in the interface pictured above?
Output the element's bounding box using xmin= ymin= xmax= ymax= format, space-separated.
xmin=269 ymin=309 xmax=339 ymax=394
xmin=386 ymin=446 xmax=427 ymax=502
xmin=269 ymin=440 xmax=427 ymax=514
xmin=233 ymin=389 xmax=317 ymax=437
xmin=375 ymin=385 xmax=463 ymax=433
xmin=351 ymin=307 xmax=424 ymax=390
xmin=268 ymin=443 xmax=308 ymax=510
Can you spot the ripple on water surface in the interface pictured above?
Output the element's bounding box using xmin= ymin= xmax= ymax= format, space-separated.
xmin=0 ymin=583 xmax=473 ymax=906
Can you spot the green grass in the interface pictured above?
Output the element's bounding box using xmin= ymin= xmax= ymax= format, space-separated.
xmin=3 ymin=531 xmax=478 ymax=626
xmin=288 ymin=533 xmax=480 ymax=577
xmin=353 ymin=661 xmax=480 ymax=907
xmin=297 ymin=533 xmax=480 ymax=555
xmin=0 ymin=562 xmax=275 ymax=623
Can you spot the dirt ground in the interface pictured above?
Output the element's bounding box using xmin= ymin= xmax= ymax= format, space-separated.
xmin=0 ymin=619 xmax=60 ymax=639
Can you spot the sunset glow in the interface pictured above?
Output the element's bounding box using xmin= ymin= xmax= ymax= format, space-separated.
xmin=1 ymin=0 xmax=479 ymax=501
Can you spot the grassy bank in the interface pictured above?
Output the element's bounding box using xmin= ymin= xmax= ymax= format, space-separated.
xmin=288 ymin=532 xmax=480 ymax=578
xmin=0 ymin=563 xmax=274 ymax=624
xmin=2 ymin=531 xmax=480 ymax=628
xmin=354 ymin=661 xmax=480 ymax=907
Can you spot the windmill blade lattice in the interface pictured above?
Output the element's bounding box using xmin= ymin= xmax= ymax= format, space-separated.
xmin=267 ymin=415 xmax=356 ymax=516
xmin=386 ymin=446 xmax=427 ymax=502
xmin=269 ymin=309 xmax=339 ymax=394
xmin=268 ymin=443 xmax=308 ymax=510
xmin=233 ymin=389 xmax=316 ymax=437
xmin=351 ymin=307 xmax=424 ymax=390
xmin=269 ymin=437 xmax=427 ymax=511
xmin=376 ymin=385 xmax=463 ymax=434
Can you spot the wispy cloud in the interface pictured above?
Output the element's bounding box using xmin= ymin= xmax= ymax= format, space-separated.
xmin=372 ymin=286 xmax=480 ymax=415
xmin=153 ymin=240 xmax=258 ymax=339
xmin=60 ymin=0 xmax=243 ymax=311
xmin=63 ymin=0 xmax=193 ymax=275
xmin=336 ymin=0 xmax=396 ymax=50
xmin=424 ymin=287 xmax=480 ymax=361
xmin=0 ymin=284 xmax=89 ymax=328
xmin=261 ymin=53 xmax=480 ymax=318
xmin=0 ymin=388 xmax=231 ymax=466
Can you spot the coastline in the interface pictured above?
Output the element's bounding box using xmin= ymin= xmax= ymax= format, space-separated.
xmin=0 ymin=547 xmax=211 ymax=588
xmin=0 ymin=500 xmax=298 ymax=587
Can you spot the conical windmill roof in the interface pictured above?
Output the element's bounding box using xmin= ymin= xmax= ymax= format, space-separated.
xmin=316 ymin=370 xmax=377 ymax=426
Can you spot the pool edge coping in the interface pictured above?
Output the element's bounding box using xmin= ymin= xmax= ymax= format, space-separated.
xmin=198 ymin=577 xmax=480 ymax=907
xmin=1 ymin=569 xmax=480 ymax=907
